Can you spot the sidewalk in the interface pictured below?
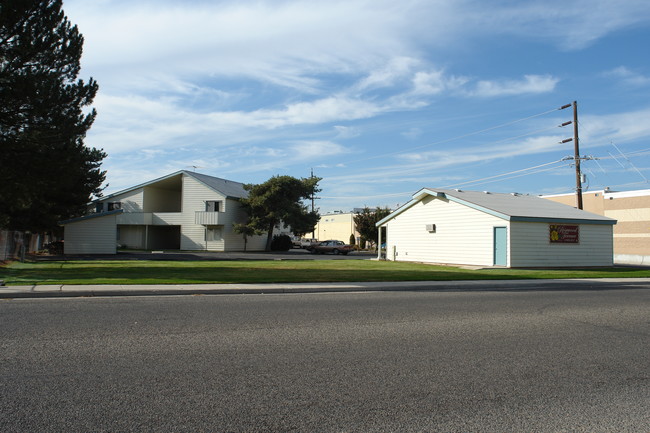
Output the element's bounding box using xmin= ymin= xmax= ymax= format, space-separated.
xmin=2 ymin=278 xmax=650 ymax=298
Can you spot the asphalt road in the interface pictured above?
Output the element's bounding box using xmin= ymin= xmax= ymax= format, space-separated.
xmin=1 ymin=286 xmax=649 ymax=432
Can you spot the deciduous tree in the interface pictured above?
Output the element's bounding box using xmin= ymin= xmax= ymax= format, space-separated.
xmin=0 ymin=0 xmax=106 ymax=232
xmin=353 ymin=206 xmax=392 ymax=249
xmin=239 ymin=175 xmax=321 ymax=251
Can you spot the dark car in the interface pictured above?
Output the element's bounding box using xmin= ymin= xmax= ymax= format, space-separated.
xmin=308 ymin=240 xmax=354 ymax=255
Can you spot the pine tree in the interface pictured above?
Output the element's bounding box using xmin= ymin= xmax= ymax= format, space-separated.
xmin=0 ymin=0 xmax=106 ymax=232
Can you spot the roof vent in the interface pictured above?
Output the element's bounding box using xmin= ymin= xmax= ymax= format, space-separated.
xmin=483 ymin=191 xmax=490 ymax=194
xmin=510 ymin=192 xmax=520 ymax=196
xmin=454 ymin=188 xmax=462 ymax=192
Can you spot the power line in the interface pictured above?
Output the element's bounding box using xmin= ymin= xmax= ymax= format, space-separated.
xmin=321 ymin=158 xmax=570 ymax=200
xmin=344 ymin=105 xmax=565 ymax=165
xmin=443 ymin=159 xmax=569 ymax=189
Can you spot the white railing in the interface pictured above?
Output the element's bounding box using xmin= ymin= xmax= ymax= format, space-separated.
xmin=116 ymin=212 xmax=183 ymax=225
xmin=195 ymin=211 xmax=224 ymax=225
xmin=116 ymin=213 xmax=153 ymax=225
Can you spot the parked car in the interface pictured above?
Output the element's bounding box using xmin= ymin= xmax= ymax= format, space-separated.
xmin=292 ymin=237 xmax=319 ymax=249
xmin=301 ymin=238 xmax=318 ymax=249
xmin=308 ymin=240 xmax=354 ymax=255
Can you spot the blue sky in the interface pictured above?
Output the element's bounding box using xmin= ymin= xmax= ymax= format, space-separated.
xmin=64 ymin=0 xmax=650 ymax=213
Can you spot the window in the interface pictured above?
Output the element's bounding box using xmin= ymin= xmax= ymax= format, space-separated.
xmin=205 ymin=226 xmax=222 ymax=241
xmin=205 ymin=201 xmax=221 ymax=212
xmin=95 ymin=203 xmax=104 ymax=213
xmin=108 ymin=202 xmax=121 ymax=211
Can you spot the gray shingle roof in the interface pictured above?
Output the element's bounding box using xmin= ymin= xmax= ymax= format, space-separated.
xmin=184 ymin=171 xmax=248 ymax=199
xmin=430 ymin=189 xmax=613 ymax=222
xmin=94 ymin=170 xmax=249 ymax=203
xmin=378 ymin=188 xmax=617 ymax=226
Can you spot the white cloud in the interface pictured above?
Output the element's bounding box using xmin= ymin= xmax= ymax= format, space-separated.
xmin=289 ymin=141 xmax=350 ymax=160
xmin=470 ymin=75 xmax=559 ymax=97
xmin=355 ymin=57 xmax=420 ymax=91
xmin=402 ymin=128 xmax=423 ymax=140
xmin=604 ymin=66 xmax=650 ymax=86
xmin=463 ymin=0 xmax=650 ymax=50
xmin=412 ymin=70 xmax=468 ymax=95
xmin=333 ymin=126 xmax=360 ymax=139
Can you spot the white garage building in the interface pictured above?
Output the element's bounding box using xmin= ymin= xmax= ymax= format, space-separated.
xmin=376 ymin=188 xmax=617 ymax=267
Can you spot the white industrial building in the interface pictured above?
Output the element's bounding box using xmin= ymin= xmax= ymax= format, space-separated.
xmin=376 ymin=188 xmax=617 ymax=268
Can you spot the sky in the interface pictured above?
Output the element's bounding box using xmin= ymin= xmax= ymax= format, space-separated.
xmin=62 ymin=0 xmax=650 ymax=213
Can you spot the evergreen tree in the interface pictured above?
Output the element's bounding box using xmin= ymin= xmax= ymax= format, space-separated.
xmin=0 ymin=0 xmax=106 ymax=232
xmin=239 ymin=175 xmax=321 ymax=251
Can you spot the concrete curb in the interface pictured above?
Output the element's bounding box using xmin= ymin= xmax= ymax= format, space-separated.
xmin=1 ymin=278 xmax=650 ymax=299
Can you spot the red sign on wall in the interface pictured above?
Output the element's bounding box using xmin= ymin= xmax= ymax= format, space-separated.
xmin=549 ymin=224 xmax=579 ymax=243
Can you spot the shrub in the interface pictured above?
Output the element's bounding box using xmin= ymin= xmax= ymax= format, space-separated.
xmin=270 ymin=234 xmax=293 ymax=251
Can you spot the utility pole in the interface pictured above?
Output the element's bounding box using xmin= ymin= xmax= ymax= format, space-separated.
xmin=559 ymin=101 xmax=583 ymax=209
xmin=310 ymin=168 xmax=320 ymax=240
xmin=310 ymin=168 xmax=315 ymax=213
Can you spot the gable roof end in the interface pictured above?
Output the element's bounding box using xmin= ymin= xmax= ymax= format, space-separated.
xmin=93 ymin=170 xmax=249 ymax=203
xmin=377 ymin=188 xmax=617 ymax=226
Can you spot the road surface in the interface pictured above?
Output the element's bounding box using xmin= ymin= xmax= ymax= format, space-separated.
xmin=1 ymin=285 xmax=649 ymax=431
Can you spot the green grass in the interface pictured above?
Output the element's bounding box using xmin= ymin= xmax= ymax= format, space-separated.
xmin=2 ymin=259 xmax=650 ymax=285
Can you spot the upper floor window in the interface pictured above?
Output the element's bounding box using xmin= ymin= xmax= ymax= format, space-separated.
xmin=108 ymin=202 xmax=121 ymax=211
xmin=95 ymin=203 xmax=104 ymax=213
xmin=205 ymin=200 xmax=222 ymax=212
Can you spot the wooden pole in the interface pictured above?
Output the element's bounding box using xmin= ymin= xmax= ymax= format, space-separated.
xmin=573 ymin=101 xmax=583 ymax=209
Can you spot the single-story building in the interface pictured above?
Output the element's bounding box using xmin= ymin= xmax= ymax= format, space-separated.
xmin=542 ymin=188 xmax=650 ymax=265
xmin=61 ymin=170 xmax=278 ymax=254
xmin=376 ymin=188 xmax=617 ymax=267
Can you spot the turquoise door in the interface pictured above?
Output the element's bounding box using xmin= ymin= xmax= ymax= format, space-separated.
xmin=493 ymin=227 xmax=507 ymax=266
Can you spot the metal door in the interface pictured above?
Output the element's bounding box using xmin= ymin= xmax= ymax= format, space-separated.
xmin=493 ymin=227 xmax=507 ymax=266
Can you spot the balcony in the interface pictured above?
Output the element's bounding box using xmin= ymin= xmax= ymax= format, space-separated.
xmin=117 ymin=212 xmax=152 ymax=225
xmin=195 ymin=211 xmax=224 ymax=225
xmin=116 ymin=212 xmax=183 ymax=226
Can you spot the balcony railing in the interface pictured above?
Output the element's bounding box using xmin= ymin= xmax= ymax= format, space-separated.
xmin=116 ymin=212 xmax=183 ymax=225
xmin=195 ymin=211 xmax=224 ymax=225
xmin=116 ymin=212 xmax=152 ymax=225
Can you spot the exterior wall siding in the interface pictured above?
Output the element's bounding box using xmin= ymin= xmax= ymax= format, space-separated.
xmin=117 ymin=225 xmax=145 ymax=249
xmin=64 ymin=215 xmax=117 ymax=254
xmin=385 ymin=196 xmax=508 ymax=266
xmin=65 ymin=172 xmax=268 ymax=254
xmin=181 ymin=175 xmax=227 ymax=250
xmin=180 ymin=175 xmax=267 ymax=251
xmin=143 ymin=186 xmax=182 ymax=212
xmin=543 ymin=190 xmax=647 ymax=264
xmin=315 ymin=213 xmax=359 ymax=243
xmin=100 ymin=189 xmax=144 ymax=213
xmin=509 ymin=222 xmax=613 ymax=267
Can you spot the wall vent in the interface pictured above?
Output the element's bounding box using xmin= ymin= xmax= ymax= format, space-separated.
xmin=425 ymin=224 xmax=436 ymax=233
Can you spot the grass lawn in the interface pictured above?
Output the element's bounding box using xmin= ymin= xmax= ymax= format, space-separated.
xmin=2 ymin=259 xmax=650 ymax=285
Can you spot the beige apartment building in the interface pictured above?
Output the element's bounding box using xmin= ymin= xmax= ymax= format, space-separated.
xmin=314 ymin=212 xmax=361 ymax=245
xmin=543 ymin=189 xmax=650 ymax=265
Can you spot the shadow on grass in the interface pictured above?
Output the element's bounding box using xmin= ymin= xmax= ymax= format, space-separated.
xmin=3 ymin=260 xmax=650 ymax=285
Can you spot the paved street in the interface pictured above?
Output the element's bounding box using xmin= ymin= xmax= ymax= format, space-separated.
xmin=1 ymin=286 xmax=649 ymax=432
